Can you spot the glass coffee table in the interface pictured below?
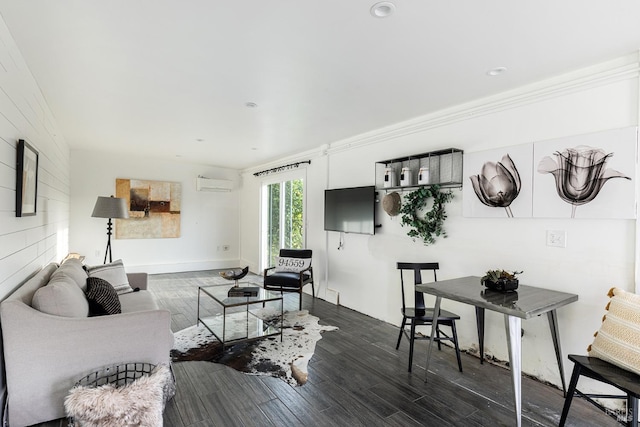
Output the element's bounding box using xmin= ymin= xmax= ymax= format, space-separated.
xmin=197 ymin=283 xmax=283 ymax=349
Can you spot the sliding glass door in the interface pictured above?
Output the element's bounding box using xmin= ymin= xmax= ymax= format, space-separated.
xmin=261 ymin=173 xmax=305 ymax=268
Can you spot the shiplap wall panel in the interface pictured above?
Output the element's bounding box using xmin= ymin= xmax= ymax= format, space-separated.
xmin=0 ymin=161 xmax=13 ymax=189
xmin=0 ymin=15 xmax=71 ymax=420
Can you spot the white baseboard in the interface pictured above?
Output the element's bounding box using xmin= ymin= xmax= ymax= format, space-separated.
xmin=125 ymin=259 xmax=242 ymax=274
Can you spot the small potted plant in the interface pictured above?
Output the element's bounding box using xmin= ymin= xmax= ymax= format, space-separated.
xmin=481 ymin=269 xmax=522 ymax=292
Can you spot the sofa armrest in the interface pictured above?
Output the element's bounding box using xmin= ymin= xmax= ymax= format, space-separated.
xmin=127 ymin=272 xmax=148 ymax=290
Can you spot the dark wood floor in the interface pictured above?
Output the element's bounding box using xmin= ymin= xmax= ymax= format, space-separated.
xmin=38 ymin=270 xmax=618 ymax=427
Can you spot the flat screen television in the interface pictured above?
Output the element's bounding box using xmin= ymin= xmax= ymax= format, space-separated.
xmin=324 ymin=185 xmax=377 ymax=235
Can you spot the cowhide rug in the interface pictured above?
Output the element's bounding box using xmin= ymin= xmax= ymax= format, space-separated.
xmin=171 ymin=309 xmax=338 ymax=386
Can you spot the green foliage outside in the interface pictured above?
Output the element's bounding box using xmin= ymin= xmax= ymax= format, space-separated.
xmin=267 ymin=179 xmax=304 ymax=266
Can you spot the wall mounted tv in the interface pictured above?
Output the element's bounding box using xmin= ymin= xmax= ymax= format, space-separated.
xmin=324 ymin=185 xmax=377 ymax=235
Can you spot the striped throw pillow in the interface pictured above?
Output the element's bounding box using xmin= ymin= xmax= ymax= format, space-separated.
xmin=588 ymin=287 xmax=640 ymax=375
xmin=86 ymin=259 xmax=133 ymax=295
xmin=85 ymin=277 xmax=121 ymax=316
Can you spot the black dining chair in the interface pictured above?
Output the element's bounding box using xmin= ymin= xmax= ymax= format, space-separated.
xmin=396 ymin=262 xmax=463 ymax=373
xmin=263 ymin=249 xmax=315 ymax=310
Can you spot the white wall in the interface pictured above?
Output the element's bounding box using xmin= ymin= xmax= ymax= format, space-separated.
xmin=0 ymin=18 xmax=71 ymax=417
xmin=70 ymin=149 xmax=240 ymax=273
xmin=240 ymin=53 xmax=640 ymax=390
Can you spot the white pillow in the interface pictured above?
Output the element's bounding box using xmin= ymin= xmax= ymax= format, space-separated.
xmin=32 ymin=277 xmax=89 ymax=318
xmin=589 ymin=287 xmax=640 ymax=375
xmin=51 ymin=258 xmax=89 ymax=291
xmin=274 ymin=257 xmax=311 ymax=273
xmin=86 ymin=259 xmax=134 ymax=295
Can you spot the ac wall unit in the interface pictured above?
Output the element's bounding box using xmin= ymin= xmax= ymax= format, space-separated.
xmin=196 ymin=177 xmax=233 ymax=192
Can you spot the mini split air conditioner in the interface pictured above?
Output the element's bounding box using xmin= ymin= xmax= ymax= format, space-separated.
xmin=196 ymin=177 xmax=233 ymax=192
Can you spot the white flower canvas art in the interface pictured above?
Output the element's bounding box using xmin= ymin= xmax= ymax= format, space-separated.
xmin=533 ymin=127 xmax=636 ymax=219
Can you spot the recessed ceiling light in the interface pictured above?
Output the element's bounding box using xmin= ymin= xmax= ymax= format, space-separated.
xmin=487 ymin=67 xmax=507 ymax=76
xmin=370 ymin=2 xmax=395 ymax=18
xmin=245 ymin=102 xmax=258 ymax=108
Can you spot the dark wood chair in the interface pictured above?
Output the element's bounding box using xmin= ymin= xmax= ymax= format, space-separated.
xmin=559 ymin=354 xmax=640 ymax=426
xmin=263 ymin=249 xmax=315 ymax=310
xmin=396 ymin=262 xmax=463 ymax=373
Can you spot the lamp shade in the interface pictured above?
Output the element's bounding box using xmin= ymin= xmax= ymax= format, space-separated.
xmin=91 ymin=196 xmax=129 ymax=219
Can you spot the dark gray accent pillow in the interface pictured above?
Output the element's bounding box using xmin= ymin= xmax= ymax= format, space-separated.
xmin=85 ymin=277 xmax=121 ymax=316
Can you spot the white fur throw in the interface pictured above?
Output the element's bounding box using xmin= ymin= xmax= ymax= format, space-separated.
xmin=65 ymin=364 xmax=173 ymax=427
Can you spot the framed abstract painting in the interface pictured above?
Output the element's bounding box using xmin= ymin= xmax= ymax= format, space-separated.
xmin=16 ymin=139 xmax=38 ymax=217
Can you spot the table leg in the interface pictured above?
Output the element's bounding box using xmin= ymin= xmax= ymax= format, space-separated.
xmin=547 ymin=309 xmax=567 ymax=396
xmin=475 ymin=307 xmax=485 ymax=364
xmin=505 ymin=314 xmax=522 ymax=427
xmin=424 ymin=296 xmax=442 ymax=383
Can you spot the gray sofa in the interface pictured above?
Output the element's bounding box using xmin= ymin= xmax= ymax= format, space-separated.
xmin=0 ymin=260 xmax=173 ymax=427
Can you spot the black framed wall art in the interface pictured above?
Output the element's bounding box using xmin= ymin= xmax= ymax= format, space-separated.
xmin=16 ymin=139 xmax=38 ymax=217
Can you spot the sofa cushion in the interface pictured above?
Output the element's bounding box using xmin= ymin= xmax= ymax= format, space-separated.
xmin=32 ymin=277 xmax=89 ymax=318
xmin=85 ymin=277 xmax=122 ymax=316
xmin=86 ymin=260 xmax=133 ymax=295
xmin=264 ymin=271 xmax=310 ymax=289
xmin=119 ymin=291 xmax=159 ymax=313
xmin=51 ymin=258 xmax=89 ymax=291
xmin=589 ymin=287 xmax=640 ymax=375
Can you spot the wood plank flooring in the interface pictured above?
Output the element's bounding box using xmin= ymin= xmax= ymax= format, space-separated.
xmin=37 ymin=270 xmax=619 ymax=427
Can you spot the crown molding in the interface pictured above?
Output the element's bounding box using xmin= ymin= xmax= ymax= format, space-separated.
xmin=243 ymin=53 xmax=640 ymax=175
xmin=327 ymin=52 xmax=640 ymax=156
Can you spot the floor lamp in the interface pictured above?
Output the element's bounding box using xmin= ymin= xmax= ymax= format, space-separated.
xmin=91 ymin=196 xmax=129 ymax=264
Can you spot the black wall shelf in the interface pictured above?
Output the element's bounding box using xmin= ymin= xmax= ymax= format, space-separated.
xmin=375 ymin=148 xmax=463 ymax=192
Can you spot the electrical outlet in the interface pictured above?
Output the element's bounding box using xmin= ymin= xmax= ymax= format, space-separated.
xmin=546 ymin=230 xmax=567 ymax=248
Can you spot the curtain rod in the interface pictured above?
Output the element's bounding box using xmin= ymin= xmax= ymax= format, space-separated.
xmin=253 ymin=160 xmax=311 ymax=177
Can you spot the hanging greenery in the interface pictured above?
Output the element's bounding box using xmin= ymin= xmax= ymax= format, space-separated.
xmin=399 ymin=185 xmax=454 ymax=245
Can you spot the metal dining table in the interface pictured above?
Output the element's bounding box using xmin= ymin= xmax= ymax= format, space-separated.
xmin=416 ymin=276 xmax=578 ymax=427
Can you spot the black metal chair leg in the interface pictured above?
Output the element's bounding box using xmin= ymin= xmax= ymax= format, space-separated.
xmin=451 ymin=320 xmax=463 ymax=373
xmin=559 ymin=361 xmax=582 ymax=426
xmin=396 ymin=317 xmax=406 ymax=350
xmin=408 ymin=321 xmax=417 ymax=372
xmin=628 ymin=396 xmax=637 ymax=427
xmin=436 ymin=328 xmax=442 ymax=351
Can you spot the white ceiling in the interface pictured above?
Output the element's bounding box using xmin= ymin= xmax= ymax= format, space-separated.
xmin=1 ymin=1 xmax=640 ymax=170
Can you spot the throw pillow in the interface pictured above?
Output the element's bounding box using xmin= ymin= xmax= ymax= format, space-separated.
xmin=86 ymin=259 xmax=133 ymax=295
xmin=64 ymin=364 xmax=172 ymax=427
xmin=274 ymin=256 xmax=311 ymax=273
xmin=588 ymin=287 xmax=640 ymax=375
xmin=51 ymin=258 xmax=89 ymax=291
xmin=32 ymin=277 xmax=90 ymax=317
xmin=85 ymin=277 xmax=121 ymax=316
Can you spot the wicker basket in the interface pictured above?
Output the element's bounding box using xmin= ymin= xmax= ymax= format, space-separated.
xmin=67 ymin=362 xmax=175 ymax=426
xmin=74 ymin=362 xmax=157 ymax=389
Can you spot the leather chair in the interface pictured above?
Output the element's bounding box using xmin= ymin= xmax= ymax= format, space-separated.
xmin=396 ymin=262 xmax=463 ymax=373
xmin=263 ymin=249 xmax=315 ymax=310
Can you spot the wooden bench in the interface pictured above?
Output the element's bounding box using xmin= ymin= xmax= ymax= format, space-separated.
xmin=560 ymin=354 xmax=640 ymax=426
